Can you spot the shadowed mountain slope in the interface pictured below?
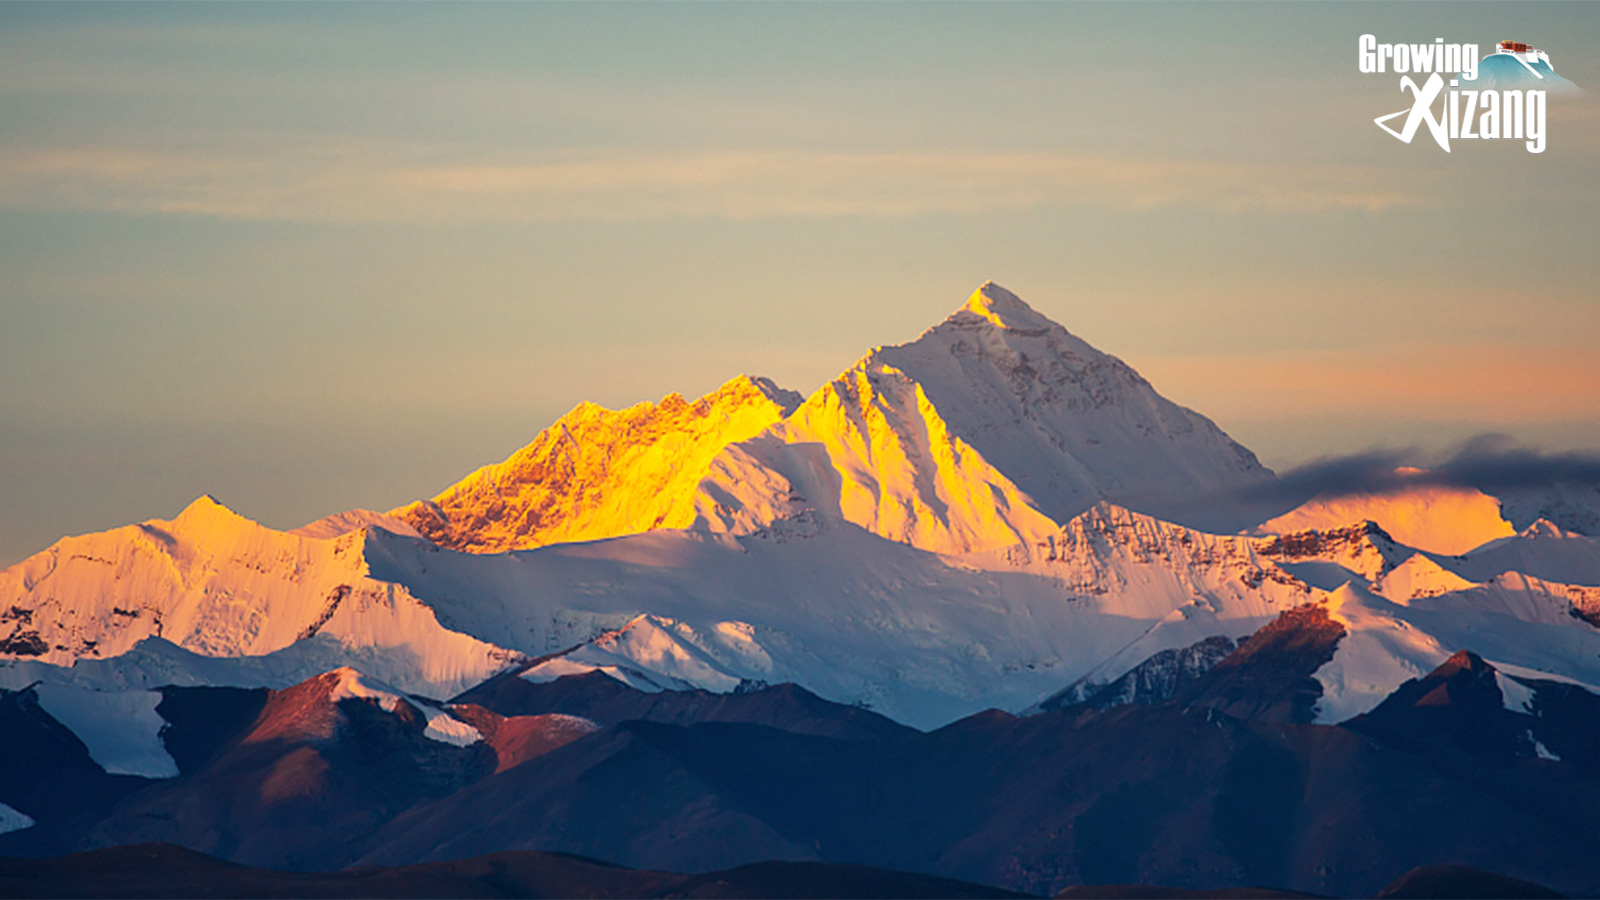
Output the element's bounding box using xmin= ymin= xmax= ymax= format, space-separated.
xmin=454 ymin=668 xmax=916 ymax=742
xmin=355 ymin=696 xmax=1596 ymax=898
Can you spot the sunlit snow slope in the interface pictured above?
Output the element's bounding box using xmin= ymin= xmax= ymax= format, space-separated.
xmin=392 ymin=375 xmax=803 ymax=553
xmin=0 ymin=496 xmax=519 ymax=697
xmin=1258 ymin=482 xmax=1516 ymax=555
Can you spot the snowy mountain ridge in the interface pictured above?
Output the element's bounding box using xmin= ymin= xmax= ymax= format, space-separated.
xmin=0 ymin=495 xmax=520 ymax=697
xmin=0 ymin=282 xmax=1595 ymax=732
xmin=393 ymin=374 xmax=803 ymax=553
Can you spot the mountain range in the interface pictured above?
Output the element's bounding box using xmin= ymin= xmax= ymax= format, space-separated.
xmin=1 ymin=283 xmax=1595 ymax=897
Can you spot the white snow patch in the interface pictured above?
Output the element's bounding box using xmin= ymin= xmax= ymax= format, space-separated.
xmin=0 ymin=802 xmax=35 ymax=836
xmin=517 ymin=615 xmax=746 ymax=694
xmin=32 ymin=684 xmax=180 ymax=778
xmin=1528 ymin=731 xmax=1561 ymax=761
xmin=1485 ymin=659 xmax=1600 ymax=692
xmin=422 ymin=711 xmax=483 ymax=747
xmin=695 ymin=283 xmax=1272 ymax=556
xmin=327 ymin=666 xmax=404 ymax=712
xmin=3 ymin=291 xmax=1596 ymax=734
xmin=581 ymin=616 xmax=745 ymax=693
xmin=1313 ymin=587 xmax=1450 ymax=724
xmin=1497 ymin=671 xmax=1537 ymax=714
xmin=0 ymin=633 xmax=514 ymax=704
xmin=327 ymin=667 xmax=481 ymax=746
xmin=532 ymin=713 xmax=602 ymax=735
xmin=519 ymin=655 xmax=667 ymax=693
xmin=1375 ymin=554 xmax=1479 ymax=603
xmin=0 ymin=496 xmax=517 ymax=697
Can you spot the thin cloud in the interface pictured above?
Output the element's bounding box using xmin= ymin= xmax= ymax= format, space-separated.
xmin=0 ymin=145 xmax=1432 ymax=224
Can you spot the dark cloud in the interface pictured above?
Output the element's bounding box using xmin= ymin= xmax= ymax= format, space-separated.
xmin=1104 ymin=435 xmax=1600 ymax=535
xmin=1432 ymin=434 xmax=1600 ymax=492
xmin=1235 ymin=434 xmax=1600 ymax=507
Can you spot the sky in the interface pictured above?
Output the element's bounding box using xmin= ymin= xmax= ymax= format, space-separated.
xmin=2 ymin=2 xmax=1598 ymax=566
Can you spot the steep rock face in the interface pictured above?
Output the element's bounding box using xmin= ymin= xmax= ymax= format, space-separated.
xmin=0 ymin=497 xmax=519 ymax=697
xmin=1035 ymin=504 xmax=1310 ymax=614
xmin=1255 ymin=521 xmax=1412 ymax=586
xmin=696 ymin=284 xmax=1272 ymax=554
xmin=401 ymin=283 xmax=1270 ymax=558
xmin=1013 ymin=504 xmax=1320 ymax=704
xmin=394 ymin=375 xmax=803 ymax=553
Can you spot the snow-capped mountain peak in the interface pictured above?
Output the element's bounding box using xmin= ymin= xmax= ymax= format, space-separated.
xmin=872 ymin=284 xmax=1273 ymax=529
xmin=0 ymin=502 xmax=519 ymax=697
xmin=1374 ymin=553 xmax=1480 ymax=602
xmin=1255 ymin=520 xmax=1414 ymax=588
xmin=956 ymin=281 xmax=1058 ymax=332
xmin=694 ymin=284 xmax=1275 ymax=555
xmin=171 ymin=493 xmax=252 ymax=533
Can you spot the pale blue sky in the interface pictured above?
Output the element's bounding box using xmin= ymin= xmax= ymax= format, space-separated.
xmin=2 ymin=2 xmax=1597 ymax=564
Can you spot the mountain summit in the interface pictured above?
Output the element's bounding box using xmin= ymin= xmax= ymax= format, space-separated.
xmin=958 ymin=280 xmax=1059 ymax=330
xmin=870 ymin=283 xmax=1271 ymax=529
xmin=701 ymin=282 xmax=1272 ymax=553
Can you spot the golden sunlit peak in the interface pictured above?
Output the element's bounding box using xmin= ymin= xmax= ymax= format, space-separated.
xmin=959 ymin=281 xmax=1051 ymax=331
xmin=710 ymin=374 xmax=803 ymax=413
xmin=173 ymin=493 xmax=243 ymax=523
xmin=165 ymin=494 xmax=263 ymax=540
